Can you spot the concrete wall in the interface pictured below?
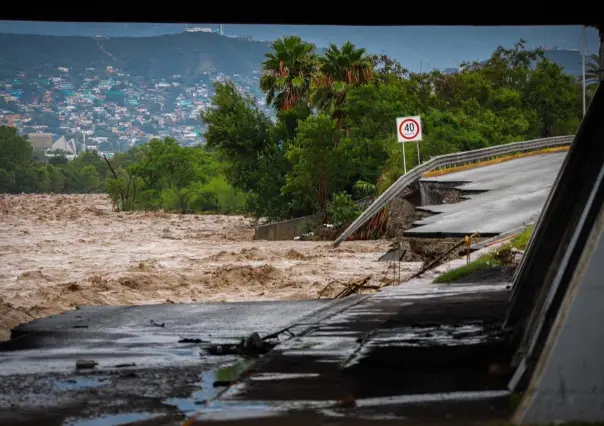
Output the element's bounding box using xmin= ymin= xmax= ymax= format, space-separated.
xmin=513 ymin=205 xmax=604 ymax=424
xmin=254 ymin=215 xmax=321 ymax=241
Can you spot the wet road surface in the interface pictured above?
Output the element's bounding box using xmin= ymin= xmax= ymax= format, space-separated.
xmin=0 ymin=280 xmax=515 ymax=425
xmin=186 ymin=284 xmax=514 ymax=425
xmin=0 ymin=297 xmax=363 ymax=425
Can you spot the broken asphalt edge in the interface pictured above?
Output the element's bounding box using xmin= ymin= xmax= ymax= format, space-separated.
xmin=184 ymin=294 xmax=373 ymax=421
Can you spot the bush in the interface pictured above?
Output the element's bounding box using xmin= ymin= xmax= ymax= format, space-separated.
xmin=327 ymin=192 xmax=362 ymax=227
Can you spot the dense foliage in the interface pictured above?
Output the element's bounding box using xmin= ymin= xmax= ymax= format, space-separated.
xmin=0 ymin=37 xmax=594 ymax=224
xmin=0 ymin=125 xmax=107 ymax=194
xmin=200 ymin=37 xmax=587 ymax=222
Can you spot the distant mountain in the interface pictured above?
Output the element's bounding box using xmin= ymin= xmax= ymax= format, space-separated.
xmin=0 ymin=32 xmax=273 ymax=80
xmin=0 ymin=22 xmax=188 ymax=38
xmin=1 ymin=22 xmax=598 ymax=73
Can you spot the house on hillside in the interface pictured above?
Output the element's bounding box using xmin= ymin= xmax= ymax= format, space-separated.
xmin=28 ymin=132 xmax=53 ymax=150
xmin=45 ymin=136 xmax=78 ymax=160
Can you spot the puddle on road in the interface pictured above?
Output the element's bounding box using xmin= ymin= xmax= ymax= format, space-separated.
xmin=163 ymin=358 xmax=256 ymax=416
xmin=54 ymin=376 xmax=109 ymax=391
xmin=63 ymin=412 xmax=163 ymax=426
xmin=160 ymin=348 xmax=199 ymax=358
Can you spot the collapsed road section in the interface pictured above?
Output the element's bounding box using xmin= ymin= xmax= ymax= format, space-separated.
xmin=406 ymin=152 xmax=566 ymax=239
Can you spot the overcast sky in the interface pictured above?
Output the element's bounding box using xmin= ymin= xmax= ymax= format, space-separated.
xmin=0 ymin=22 xmax=598 ymax=72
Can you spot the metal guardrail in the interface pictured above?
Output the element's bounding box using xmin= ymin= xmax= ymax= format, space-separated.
xmin=332 ymin=135 xmax=575 ymax=247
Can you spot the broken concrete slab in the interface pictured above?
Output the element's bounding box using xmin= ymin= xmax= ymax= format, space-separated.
xmin=405 ymin=152 xmax=565 ymax=238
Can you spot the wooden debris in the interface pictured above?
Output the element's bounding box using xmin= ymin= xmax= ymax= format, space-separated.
xmin=114 ymin=363 xmax=136 ymax=368
xmin=382 ymin=237 xmax=469 ymax=287
xmin=317 ymin=276 xmax=379 ymax=299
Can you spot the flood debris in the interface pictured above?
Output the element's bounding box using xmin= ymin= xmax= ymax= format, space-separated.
xmin=75 ymin=359 xmax=98 ymax=370
xmin=178 ymin=338 xmax=210 ymax=344
xmin=317 ymin=276 xmax=380 ymax=299
xmin=114 ymin=363 xmax=136 ymax=368
xmin=243 ymin=332 xmax=265 ymax=354
xmin=202 ymin=332 xmax=280 ymax=358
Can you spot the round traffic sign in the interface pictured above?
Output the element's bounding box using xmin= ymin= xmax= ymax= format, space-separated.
xmin=398 ymin=118 xmax=420 ymax=140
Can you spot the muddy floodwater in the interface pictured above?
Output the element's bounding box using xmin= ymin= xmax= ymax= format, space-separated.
xmin=0 ymin=194 xmax=422 ymax=341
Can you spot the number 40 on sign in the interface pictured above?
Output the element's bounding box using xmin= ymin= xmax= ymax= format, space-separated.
xmin=396 ymin=116 xmax=422 ymax=142
xmin=396 ymin=115 xmax=423 ymax=174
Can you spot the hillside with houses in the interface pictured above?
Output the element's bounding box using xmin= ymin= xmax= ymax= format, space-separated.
xmin=0 ymin=31 xmax=273 ymax=153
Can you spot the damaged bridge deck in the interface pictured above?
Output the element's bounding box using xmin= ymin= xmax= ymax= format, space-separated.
xmin=404 ymin=152 xmax=567 ymax=239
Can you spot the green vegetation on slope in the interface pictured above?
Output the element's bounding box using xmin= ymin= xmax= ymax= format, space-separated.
xmin=198 ymin=37 xmax=584 ymax=223
xmin=509 ymin=224 xmax=535 ymax=250
xmin=0 ymin=35 xmax=589 ymax=226
xmin=434 ymin=225 xmax=535 ymax=284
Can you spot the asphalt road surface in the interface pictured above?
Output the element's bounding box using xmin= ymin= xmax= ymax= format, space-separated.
xmin=0 ymin=297 xmax=363 ymax=425
xmin=405 ymin=152 xmax=566 ymax=238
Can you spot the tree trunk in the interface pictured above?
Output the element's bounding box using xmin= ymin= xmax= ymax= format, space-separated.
xmin=316 ymin=168 xmax=328 ymax=219
xmin=334 ymin=114 xmax=344 ymax=147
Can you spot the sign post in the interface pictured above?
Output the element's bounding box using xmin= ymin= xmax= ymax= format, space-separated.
xmin=396 ymin=115 xmax=423 ymax=174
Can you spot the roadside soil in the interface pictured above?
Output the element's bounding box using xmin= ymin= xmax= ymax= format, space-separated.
xmin=0 ymin=194 xmax=424 ymax=341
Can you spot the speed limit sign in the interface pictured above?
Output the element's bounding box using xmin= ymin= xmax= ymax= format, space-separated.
xmin=396 ymin=116 xmax=422 ymax=143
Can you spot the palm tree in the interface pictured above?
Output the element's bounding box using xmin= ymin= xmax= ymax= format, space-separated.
xmin=585 ymin=53 xmax=600 ymax=85
xmin=259 ymin=36 xmax=318 ymax=112
xmin=580 ymin=53 xmax=600 ymax=105
xmin=310 ymin=41 xmax=375 ymax=136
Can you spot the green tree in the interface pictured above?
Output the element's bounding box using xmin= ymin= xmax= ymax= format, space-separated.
xmin=585 ymin=53 xmax=600 ymax=85
xmin=0 ymin=126 xmax=36 ymax=193
xmin=63 ymin=163 xmax=101 ymax=193
xmin=583 ymin=53 xmax=601 ymax=104
xmin=282 ymin=114 xmax=350 ymax=216
xmin=129 ymin=137 xmax=203 ymax=192
xmin=0 ymin=126 xmax=32 ymax=169
xmin=259 ymin=35 xmax=318 ymax=112
xmin=367 ymin=53 xmax=408 ymax=83
xmin=202 ymin=81 xmax=274 ymax=192
xmin=45 ymin=165 xmax=65 ymax=193
xmin=523 ymin=59 xmax=582 ymax=137
xmin=72 ymin=151 xmax=109 ymax=184
xmin=201 ymin=80 xmax=293 ymax=219
xmin=310 ymin=41 xmax=375 ymax=135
